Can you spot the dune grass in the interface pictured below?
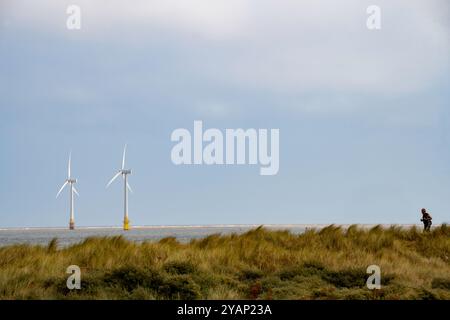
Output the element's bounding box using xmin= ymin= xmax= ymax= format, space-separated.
xmin=0 ymin=225 xmax=449 ymax=300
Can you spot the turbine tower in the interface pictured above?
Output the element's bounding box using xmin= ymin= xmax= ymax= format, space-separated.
xmin=56 ymin=152 xmax=79 ymax=230
xmin=107 ymin=145 xmax=133 ymax=231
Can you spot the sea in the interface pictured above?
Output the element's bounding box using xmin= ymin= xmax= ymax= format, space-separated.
xmin=0 ymin=225 xmax=306 ymax=247
xmin=0 ymin=224 xmax=417 ymax=247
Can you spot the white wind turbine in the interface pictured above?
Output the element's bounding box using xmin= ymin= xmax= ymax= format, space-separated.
xmin=56 ymin=152 xmax=79 ymax=230
xmin=106 ymin=145 xmax=133 ymax=230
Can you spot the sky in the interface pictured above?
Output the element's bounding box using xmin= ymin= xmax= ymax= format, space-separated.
xmin=0 ymin=0 xmax=449 ymax=227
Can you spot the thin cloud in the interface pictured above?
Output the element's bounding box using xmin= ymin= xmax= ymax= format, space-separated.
xmin=1 ymin=0 xmax=448 ymax=111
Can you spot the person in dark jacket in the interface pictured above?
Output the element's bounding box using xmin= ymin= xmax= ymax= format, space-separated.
xmin=420 ymin=208 xmax=432 ymax=232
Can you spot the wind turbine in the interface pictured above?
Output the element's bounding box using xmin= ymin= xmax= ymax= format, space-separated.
xmin=56 ymin=152 xmax=79 ymax=230
xmin=106 ymin=145 xmax=133 ymax=231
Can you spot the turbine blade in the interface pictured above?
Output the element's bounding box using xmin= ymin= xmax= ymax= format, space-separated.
xmin=56 ymin=181 xmax=68 ymax=198
xmin=122 ymin=144 xmax=127 ymax=170
xmin=127 ymin=182 xmax=133 ymax=193
xmin=68 ymin=151 xmax=72 ymax=179
xmin=73 ymin=187 xmax=79 ymax=196
xmin=106 ymin=171 xmax=121 ymax=188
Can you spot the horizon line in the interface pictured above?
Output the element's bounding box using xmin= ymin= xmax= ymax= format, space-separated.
xmin=0 ymin=223 xmax=441 ymax=231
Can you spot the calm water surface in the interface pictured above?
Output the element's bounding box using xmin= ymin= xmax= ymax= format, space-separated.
xmin=0 ymin=225 xmax=310 ymax=247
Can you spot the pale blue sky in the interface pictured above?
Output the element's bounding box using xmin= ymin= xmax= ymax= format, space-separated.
xmin=0 ymin=0 xmax=449 ymax=227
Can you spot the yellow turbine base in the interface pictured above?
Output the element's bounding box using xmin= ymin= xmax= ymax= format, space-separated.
xmin=123 ymin=217 xmax=130 ymax=231
xmin=69 ymin=220 xmax=75 ymax=230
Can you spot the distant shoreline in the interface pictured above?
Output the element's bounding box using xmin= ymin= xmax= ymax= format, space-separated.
xmin=0 ymin=223 xmax=434 ymax=231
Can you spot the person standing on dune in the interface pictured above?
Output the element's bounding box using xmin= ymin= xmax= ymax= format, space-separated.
xmin=420 ymin=208 xmax=432 ymax=232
